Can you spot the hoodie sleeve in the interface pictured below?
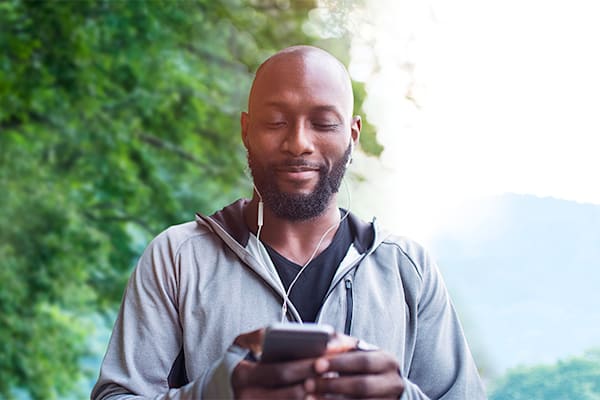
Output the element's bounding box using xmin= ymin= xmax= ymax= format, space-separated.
xmin=395 ymin=239 xmax=487 ymax=400
xmin=90 ymin=230 xmax=246 ymax=400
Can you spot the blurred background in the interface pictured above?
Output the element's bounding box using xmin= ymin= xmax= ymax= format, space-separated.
xmin=1 ymin=0 xmax=598 ymax=398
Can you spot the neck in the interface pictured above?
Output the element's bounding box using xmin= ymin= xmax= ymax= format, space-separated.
xmin=244 ymin=195 xmax=342 ymax=265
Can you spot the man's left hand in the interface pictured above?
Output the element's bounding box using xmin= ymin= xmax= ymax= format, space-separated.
xmin=304 ymin=350 xmax=405 ymax=399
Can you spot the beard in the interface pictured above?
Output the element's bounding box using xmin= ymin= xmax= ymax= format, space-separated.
xmin=248 ymin=143 xmax=352 ymax=221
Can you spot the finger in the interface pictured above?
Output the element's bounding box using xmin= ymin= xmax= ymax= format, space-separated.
xmin=305 ymin=394 xmax=346 ymax=400
xmin=316 ymin=351 xmax=398 ymax=375
xmin=233 ymin=358 xmax=318 ymax=388
xmin=326 ymin=332 xmax=358 ymax=355
xmin=234 ymin=328 xmax=266 ymax=356
xmin=236 ymin=382 xmax=307 ymax=400
xmin=310 ymin=370 xmax=404 ymax=398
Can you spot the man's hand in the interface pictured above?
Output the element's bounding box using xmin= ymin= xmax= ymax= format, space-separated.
xmin=232 ymin=357 xmax=318 ymax=399
xmin=231 ymin=328 xmax=318 ymax=399
xmin=304 ymin=350 xmax=405 ymax=400
xmin=231 ymin=329 xmax=404 ymax=399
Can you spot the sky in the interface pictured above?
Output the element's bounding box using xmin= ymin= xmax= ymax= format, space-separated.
xmin=328 ymin=0 xmax=600 ymax=376
xmin=340 ymin=0 xmax=600 ymax=242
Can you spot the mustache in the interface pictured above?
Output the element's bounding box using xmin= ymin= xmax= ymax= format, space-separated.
xmin=273 ymin=159 xmax=325 ymax=170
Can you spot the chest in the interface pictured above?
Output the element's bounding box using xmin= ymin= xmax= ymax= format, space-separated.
xmin=176 ymin=253 xmax=413 ymax=380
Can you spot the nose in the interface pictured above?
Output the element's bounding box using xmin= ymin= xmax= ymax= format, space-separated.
xmin=281 ymin=120 xmax=315 ymax=156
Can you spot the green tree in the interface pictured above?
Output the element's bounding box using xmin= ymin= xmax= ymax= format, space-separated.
xmin=490 ymin=349 xmax=600 ymax=400
xmin=0 ymin=0 xmax=378 ymax=398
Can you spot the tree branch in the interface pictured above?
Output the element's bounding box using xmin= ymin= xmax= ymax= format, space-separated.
xmin=83 ymin=210 xmax=154 ymax=234
xmin=183 ymin=44 xmax=249 ymax=73
xmin=138 ymin=133 xmax=220 ymax=173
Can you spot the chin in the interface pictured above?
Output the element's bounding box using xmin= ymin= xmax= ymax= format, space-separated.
xmin=278 ymin=183 xmax=317 ymax=196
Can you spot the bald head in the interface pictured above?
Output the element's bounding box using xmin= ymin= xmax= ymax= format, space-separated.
xmin=247 ymin=46 xmax=355 ymax=118
xmin=241 ymin=46 xmax=361 ymax=220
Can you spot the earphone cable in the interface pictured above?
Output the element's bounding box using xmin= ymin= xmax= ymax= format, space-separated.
xmin=280 ymin=177 xmax=352 ymax=322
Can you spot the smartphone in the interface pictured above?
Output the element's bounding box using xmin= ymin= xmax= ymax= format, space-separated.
xmin=260 ymin=323 xmax=334 ymax=363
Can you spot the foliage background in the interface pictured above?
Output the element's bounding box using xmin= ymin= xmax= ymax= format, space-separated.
xmin=2 ymin=0 xmax=599 ymax=399
xmin=0 ymin=0 xmax=378 ymax=398
xmin=489 ymin=350 xmax=600 ymax=400
xmin=0 ymin=0 xmax=360 ymax=399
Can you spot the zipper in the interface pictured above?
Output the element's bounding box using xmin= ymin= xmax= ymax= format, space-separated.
xmin=344 ymin=278 xmax=353 ymax=335
xmin=315 ymin=251 xmax=367 ymax=327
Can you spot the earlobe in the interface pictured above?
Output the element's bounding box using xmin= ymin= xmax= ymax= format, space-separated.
xmin=351 ymin=115 xmax=362 ymax=145
xmin=241 ymin=112 xmax=250 ymax=149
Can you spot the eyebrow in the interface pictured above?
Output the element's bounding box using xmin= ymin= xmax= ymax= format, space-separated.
xmin=262 ymin=102 xmax=345 ymax=120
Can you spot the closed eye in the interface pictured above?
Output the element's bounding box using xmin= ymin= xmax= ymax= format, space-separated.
xmin=266 ymin=121 xmax=286 ymax=129
xmin=313 ymin=123 xmax=340 ymax=131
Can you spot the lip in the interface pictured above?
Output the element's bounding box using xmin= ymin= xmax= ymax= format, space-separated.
xmin=275 ymin=166 xmax=319 ymax=182
xmin=276 ymin=166 xmax=319 ymax=173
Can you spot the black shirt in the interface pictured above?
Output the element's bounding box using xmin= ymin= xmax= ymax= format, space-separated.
xmin=265 ymin=215 xmax=354 ymax=322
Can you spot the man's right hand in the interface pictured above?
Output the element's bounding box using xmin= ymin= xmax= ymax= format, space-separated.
xmin=231 ymin=328 xmax=318 ymax=399
xmin=232 ymin=357 xmax=318 ymax=399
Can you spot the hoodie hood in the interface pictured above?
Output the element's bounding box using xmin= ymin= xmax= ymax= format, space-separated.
xmin=197 ymin=198 xmax=380 ymax=253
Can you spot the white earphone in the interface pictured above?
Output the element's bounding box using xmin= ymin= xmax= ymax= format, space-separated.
xmin=248 ymin=138 xmax=354 ymax=323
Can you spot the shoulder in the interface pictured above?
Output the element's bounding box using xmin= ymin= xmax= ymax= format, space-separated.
xmin=348 ymin=212 xmax=439 ymax=281
xmin=129 ymin=217 xmax=222 ymax=295
xmin=382 ymin=235 xmax=434 ymax=276
xmin=373 ymin=230 xmax=450 ymax=310
xmin=146 ymin=219 xmax=214 ymax=257
xmin=370 ymin=222 xmax=441 ymax=286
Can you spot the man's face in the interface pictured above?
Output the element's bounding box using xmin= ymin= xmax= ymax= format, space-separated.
xmin=242 ymin=51 xmax=360 ymax=221
xmin=247 ymin=142 xmax=352 ymax=221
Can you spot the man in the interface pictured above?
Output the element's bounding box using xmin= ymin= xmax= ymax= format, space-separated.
xmin=92 ymin=46 xmax=486 ymax=399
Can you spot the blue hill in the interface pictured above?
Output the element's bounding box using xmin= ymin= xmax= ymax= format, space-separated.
xmin=428 ymin=194 xmax=600 ymax=377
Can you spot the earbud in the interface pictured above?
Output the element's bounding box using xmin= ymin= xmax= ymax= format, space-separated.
xmin=252 ymin=183 xmax=264 ymax=242
xmin=257 ymin=199 xmax=264 ymax=228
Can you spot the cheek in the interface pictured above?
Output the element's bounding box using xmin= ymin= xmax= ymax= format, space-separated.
xmin=325 ymin=142 xmax=349 ymax=159
xmin=245 ymin=130 xmax=280 ymax=155
xmin=247 ymin=146 xmax=273 ymax=172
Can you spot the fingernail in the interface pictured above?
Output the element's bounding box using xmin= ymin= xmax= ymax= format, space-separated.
xmin=314 ymin=358 xmax=329 ymax=373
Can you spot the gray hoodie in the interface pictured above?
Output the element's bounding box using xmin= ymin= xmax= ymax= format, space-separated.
xmin=91 ymin=199 xmax=486 ymax=399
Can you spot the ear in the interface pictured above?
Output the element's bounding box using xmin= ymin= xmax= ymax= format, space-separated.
xmin=351 ymin=115 xmax=362 ymax=147
xmin=241 ymin=111 xmax=250 ymax=150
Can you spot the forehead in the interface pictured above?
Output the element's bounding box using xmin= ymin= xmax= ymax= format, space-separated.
xmin=248 ymin=52 xmax=353 ymax=117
